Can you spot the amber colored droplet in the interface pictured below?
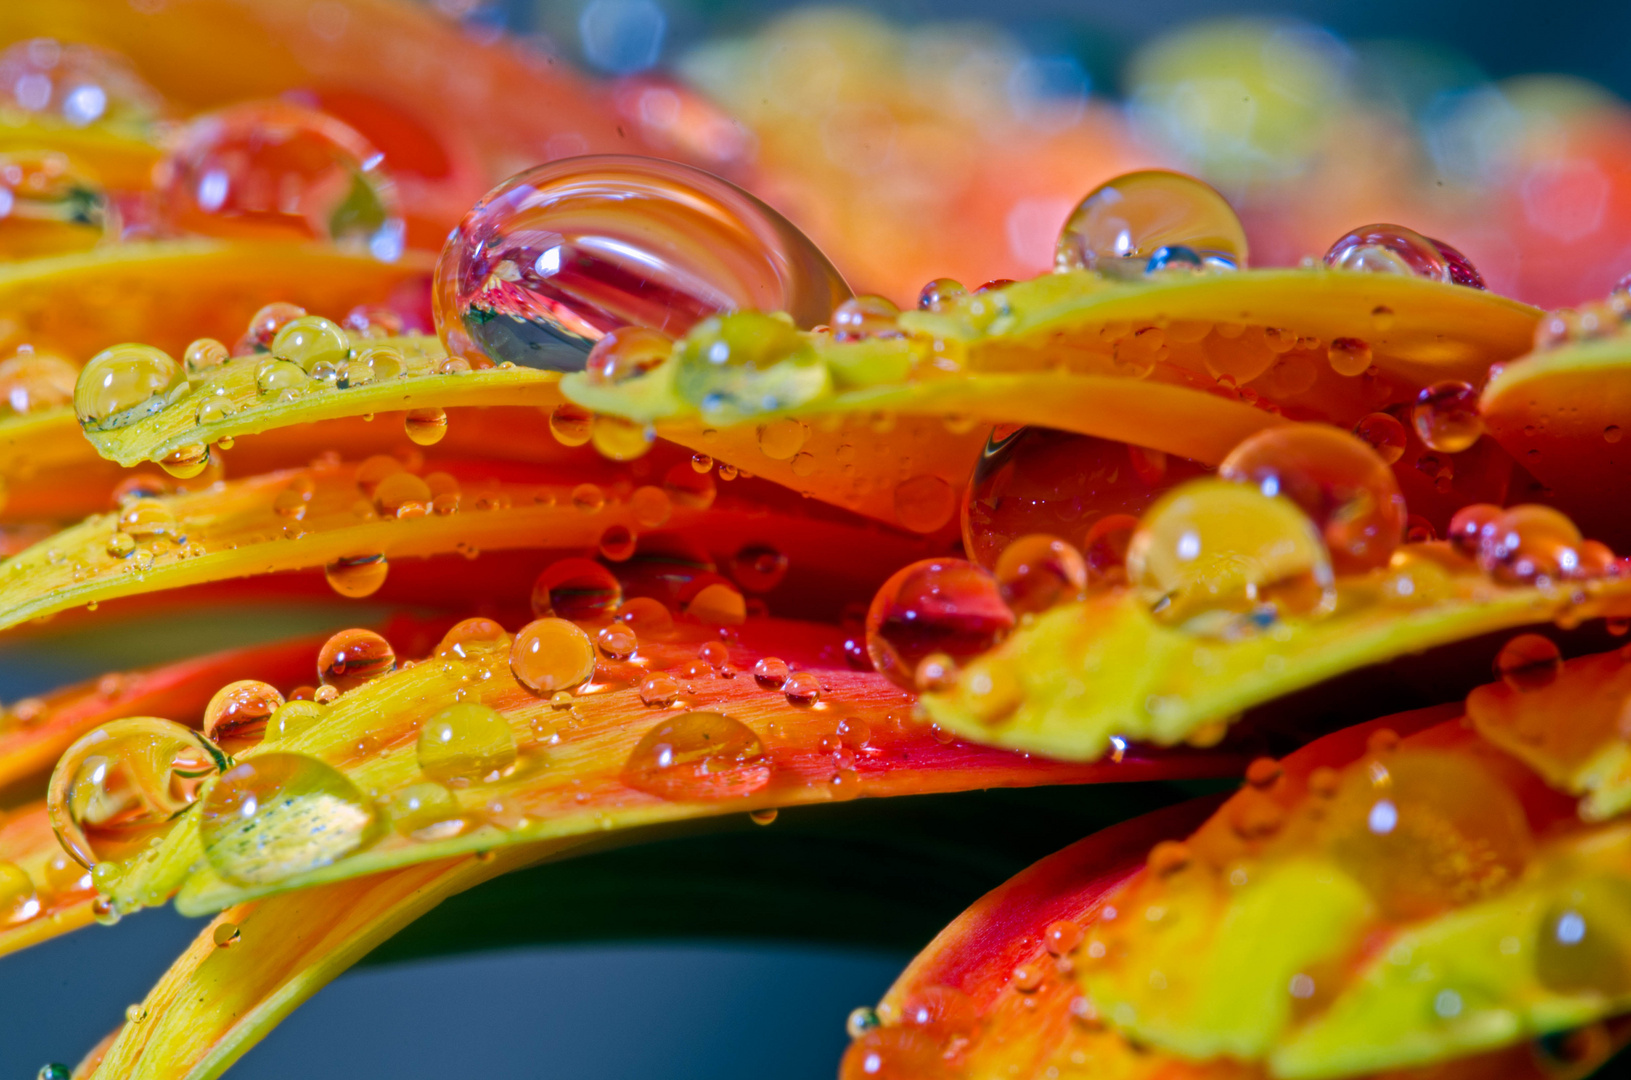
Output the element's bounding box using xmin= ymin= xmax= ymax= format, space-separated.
xmin=183 ymin=338 xmax=230 ymax=377
xmin=1413 ymin=380 xmax=1484 ymax=453
xmin=46 ymin=716 xmax=229 ymax=869
xmin=1083 ymin=513 xmax=1140 ymax=588
xmin=0 ymin=861 xmax=39 ymax=925
xmin=1447 ymin=503 xmax=1503 ymax=559
xmin=690 ymin=452 xmax=713 ymax=473
xmin=159 ymin=443 xmax=211 ymax=480
xmin=1606 ymin=425 xmax=1624 ymax=445
xmin=1327 ymin=337 xmax=1373 ymax=377
xmin=1126 ymin=479 xmax=1334 ymax=629
xmin=417 ymin=703 xmax=517 ymax=782
xmin=617 ymin=596 xmax=675 ymax=639
xmin=434 ymin=156 xmax=848 ymax=371
xmin=1044 ymin=919 xmax=1083 ymax=956
xmin=597 ymin=623 xmax=638 ymax=660
xmin=510 ymin=618 xmax=596 ymax=694
xmin=211 ymin=921 xmax=241 ymax=948
xmin=1011 ymin=963 xmax=1045 ymax=992
xmin=1246 ymin=757 xmax=1284 ymax=788
xmin=404 ymin=407 xmax=448 ymax=446
xmin=345 ymin=344 xmax=404 ymax=386
xmin=752 ymin=657 xmax=790 ymax=690
xmin=599 ymin=524 xmax=637 ymax=562
xmin=583 ymin=326 xmax=674 ymax=385
xmin=73 ymin=343 xmax=186 ymax=431
xmin=324 ymin=553 xmax=389 ymax=598
xmin=243 ymin=302 xmax=308 ymax=351
xmin=1352 ymin=412 xmax=1407 ymax=464
xmin=993 ymin=533 xmax=1088 ymax=616
xmin=531 ymin=558 xmax=621 ymax=621
xmin=1055 ymin=170 xmax=1248 ymax=273
xmin=639 ymin=673 xmax=681 ymax=707
xmin=621 ymin=711 xmax=771 ymax=801
xmin=866 ymin=559 xmax=1015 ymax=690
xmin=630 ymin=485 xmax=673 ymax=527
xmin=894 ymin=474 xmax=956 ymax=533
xmin=1535 ymin=878 xmax=1631 ymax=996
xmin=756 ymin=417 xmax=808 ymax=460
xmin=663 ymin=462 xmax=717 ymax=509
xmin=750 ymin=808 xmax=778 ymax=825
xmin=202 ymin=680 xmax=284 ymax=752
xmin=272 ymin=315 xmax=350 ymax=376
xmin=198 ymin=752 xmax=379 ymax=886
xmin=687 ymin=582 xmax=747 ymax=626
xmin=590 ymin=414 xmax=654 ymax=461
xmin=839 ymin=1029 xmax=954 ymax=1080
xmin=548 ymin=403 xmax=593 ymax=446
xmin=1495 ymin=634 xmax=1562 ymax=692
xmin=783 ymin=671 xmax=822 ymax=706
xmin=374 ymin=471 xmax=432 ymax=515
xmin=317 ymin=628 xmax=396 ymax=691
xmin=731 ymin=543 xmax=789 ymax=593
xmin=1219 ymin=425 xmax=1405 ymax=574
xmin=571 ymin=482 xmax=606 ymax=513
xmin=435 ymin=617 xmax=511 ymax=661
xmin=832 ymin=295 xmax=901 ymax=342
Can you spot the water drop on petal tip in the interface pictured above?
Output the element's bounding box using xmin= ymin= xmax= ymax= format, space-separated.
xmin=433 ymin=155 xmax=849 ymax=371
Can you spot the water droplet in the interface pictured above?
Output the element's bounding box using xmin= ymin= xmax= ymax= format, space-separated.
xmin=160 ymin=443 xmax=211 ymax=480
xmin=757 ymin=417 xmax=809 ymax=460
xmin=963 ymin=427 xmax=1206 ymax=568
xmin=46 ymin=717 xmax=229 ymax=867
xmin=37 ymin=1065 xmax=70 ymax=1080
xmin=179 ymin=338 xmax=229 ymax=379
xmin=832 ymin=295 xmax=901 ymax=342
xmin=866 ymin=559 xmax=1014 ymax=690
xmin=385 ymin=781 xmax=465 ymax=839
xmin=242 ymin=303 xmax=308 ymax=352
xmin=1219 ymin=425 xmax=1405 ymax=574
xmin=203 ymin=680 xmax=285 ymax=753
xmin=617 ymin=596 xmax=675 ymax=639
xmin=272 ymin=315 xmax=350 ymax=376
xmin=597 ymin=623 xmax=638 ymax=660
xmin=894 ymin=474 xmax=955 ymax=533
xmin=510 ymin=617 xmax=596 ymax=694
xmin=317 ymin=628 xmax=396 ymax=691
xmin=435 ymin=617 xmax=511 ymax=661
xmin=417 ymin=703 xmax=516 ymax=782
xmin=1352 ymin=412 xmax=1407 ymax=464
xmin=324 ymin=552 xmax=389 ymax=598
xmin=673 ymin=311 xmax=828 ymax=418
xmin=125 ymin=1003 xmax=146 ymax=1024
xmin=1606 ymin=425 xmax=1624 ymax=444
xmin=630 ymin=485 xmax=673 ymax=528
xmin=1055 ymin=170 xmax=1247 ymax=275
xmin=590 ymin=414 xmax=655 ymax=461
xmin=583 ymin=326 xmax=673 ymax=386
xmin=0 ymin=346 xmax=77 ymax=416
xmin=663 ymin=462 xmax=716 ymax=509
xmin=621 ymin=711 xmax=771 ymax=800
xmin=1432 ymin=238 xmax=1486 ymax=289
xmin=196 ymin=394 xmax=236 ymax=425
xmin=119 ymin=497 xmax=179 ymax=541
xmin=1126 ymin=479 xmax=1334 ymax=631
xmin=917 ymin=278 xmax=966 ymax=311
xmin=404 ymin=407 xmax=448 ymax=446
xmin=782 ymin=670 xmax=821 ymax=706
xmin=342 ymin=344 xmax=404 ymax=387
xmin=752 ymin=657 xmax=790 ymax=690
xmin=1323 ymin=224 xmax=1449 ymax=282
xmin=532 ymin=557 xmax=621 ymax=620
xmin=548 ymin=403 xmax=593 ymax=446
xmin=730 ymin=544 xmax=789 ymax=593
xmin=270 ymin=699 xmax=325 ymax=741
xmin=211 ymin=921 xmax=241 ymax=948
xmin=73 ymin=344 xmax=186 ymax=430
xmin=158 ymin=100 xmax=403 ymax=257
xmin=255 ymin=356 xmax=309 ymax=400
xmin=1495 ymin=634 xmax=1563 ymax=691
xmin=599 ymin=524 xmax=637 ymax=561
xmin=1326 ymin=337 xmax=1372 ymax=377
xmin=435 ymin=156 xmax=847 ymax=370
xmin=994 ymin=534 xmax=1088 ymax=615
xmin=686 ymin=581 xmax=747 ymax=626
xmin=0 ymin=861 xmax=40 ymax=925
xmin=1413 ymin=380 xmax=1483 ymax=453
xmin=1045 ymin=919 xmax=1083 ymax=956
xmin=1536 ymin=878 xmax=1631 ymax=995
xmin=639 ymin=673 xmax=681 ymax=707
xmin=751 ymin=808 xmax=778 ymax=826
xmin=198 ymin=752 xmax=380 ymax=886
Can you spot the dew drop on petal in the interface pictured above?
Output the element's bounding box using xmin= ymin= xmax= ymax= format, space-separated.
xmin=1413 ymin=380 xmax=1483 ymax=453
xmin=1055 ymin=170 xmax=1247 ymax=275
xmin=416 ymin=703 xmax=517 ymax=782
xmin=324 ymin=552 xmax=389 ymax=598
xmin=198 ymin=753 xmax=380 ymax=886
xmin=866 ymin=559 xmax=1014 ymax=690
xmin=73 ymin=344 xmax=186 ymax=430
xmin=621 ymin=711 xmax=771 ymax=801
xmin=404 ymin=407 xmax=448 ymax=446
xmin=202 ymin=680 xmax=284 ymax=753
xmin=433 ymin=156 xmax=849 ymax=370
xmin=1495 ymin=634 xmax=1562 ymax=692
xmin=510 ymin=617 xmax=596 ymax=694
xmin=531 ymin=557 xmax=621 ymax=620
xmin=316 ymin=628 xmax=396 ymax=691
xmin=994 ymin=533 xmax=1088 ymax=615
xmin=1323 ymin=224 xmax=1449 ymax=282
xmin=1352 ymin=412 xmax=1407 ymax=464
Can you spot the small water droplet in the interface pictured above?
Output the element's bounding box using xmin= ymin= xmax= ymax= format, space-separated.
xmin=548 ymin=403 xmax=593 ymax=446
xmin=783 ymin=671 xmax=822 ymax=706
xmin=1323 ymin=224 xmax=1449 ymax=282
xmin=639 ymin=672 xmax=681 ymax=707
xmin=1352 ymin=412 xmax=1407 ymax=464
xmin=203 ymin=679 xmax=284 ymax=752
xmin=894 ymin=474 xmax=955 ymax=533
xmin=317 ymin=628 xmax=396 ymax=691
xmin=404 ymin=407 xmax=448 ymax=446
xmin=272 ymin=316 xmax=350 ymax=375
xmin=994 ymin=534 xmax=1087 ymax=615
xmin=324 ymin=553 xmax=389 ymax=598
xmin=1413 ymin=380 xmax=1483 ymax=453
xmin=1326 ymin=337 xmax=1373 ymax=377
xmin=212 ymin=921 xmax=241 ymax=948
xmin=1495 ymin=634 xmax=1562 ymax=691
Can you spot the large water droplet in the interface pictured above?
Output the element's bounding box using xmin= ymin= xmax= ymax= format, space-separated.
xmin=0 ymin=861 xmax=40 ymax=925
xmin=1413 ymin=380 xmax=1483 ymax=453
xmin=324 ymin=553 xmax=389 ymax=598
xmin=198 ymin=752 xmax=379 ymax=886
xmin=1126 ymin=479 xmax=1334 ymax=632
xmin=994 ymin=534 xmax=1088 ymax=616
xmin=1054 ymin=170 xmax=1247 ymax=276
xmin=316 ymin=628 xmax=396 ymax=692
xmin=621 ymin=711 xmax=771 ymax=800
xmin=531 ymin=558 xmax=622 ymax=621
xmin=1323 ymin=224 xmax=1453 ymax=283
xmin=510 ymin=617 xmax=596 ymax=694
xmin=1219 ymin=425 xmax=1405 ymax=574
xmin=435 ymin=617 xmax=511 ymax=661
xmin=0 ymin=346 xmax=77 ymax=415
xmin=157 ymin=101 xmax=404 ymax=258
xmin=46 ymin=717 xmax=229 ymax=868
xmin=866 ymin=559 xmax=1014 ymax=690
xmin=416 ymin=703 xmax=517 ymax=782
xmin=73 ymin=344 xmax=186 ymax=431
xmin=433 ymin=155 xmax=850 ymax=371
xmin=203 ymin=680 xmax=285 ymax=753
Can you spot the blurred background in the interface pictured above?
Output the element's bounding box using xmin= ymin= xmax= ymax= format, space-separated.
xmin=3 ymin=0 xmax=1631 ymax=1075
